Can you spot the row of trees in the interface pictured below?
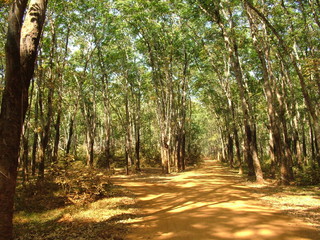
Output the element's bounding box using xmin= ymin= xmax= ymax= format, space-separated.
xmin=192 ymin=0 xmax=320 ymax=185
xmin=1 ymin=0 xmax=207 ymax=182
xmin=0 ymin=0 xmax=319 ymax=239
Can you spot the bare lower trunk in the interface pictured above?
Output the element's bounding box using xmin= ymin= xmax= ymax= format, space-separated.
xmin=227 ymin=133 xmax=234 ymax=167
xmin=252 ymin=124 xmax=264 ymax=183
xmin=243 ymin=123 xmax=254 ymax=177
xmin=161 ymin=143 xmax=170 ymax=174
xmin=104 ymin=114 xmax=111 ymax=170
xmin=66 ymin=117 xmax=74 ymax=154
xmin=219 ymin=126 xmax=226 ymax=162
xmin=234 ymin=127 xmax=242 ymax=174
xmin=31 ymin=129 xmax=38 ymax=176
xmin=52 ymin=111 xmax=61 ymax=162
xmin=86 ymin=133 xmax=94 ymax=167
xmin=0 ymin=1 xmax=47 ymax=239
xmin=21 ymin=132 xmax=29 ymax=183
xmin=135 ymin=129 xmax=140 ymax=171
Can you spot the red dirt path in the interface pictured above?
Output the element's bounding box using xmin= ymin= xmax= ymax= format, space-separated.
xmin=114 ymin=160 xmax=320 ymax=240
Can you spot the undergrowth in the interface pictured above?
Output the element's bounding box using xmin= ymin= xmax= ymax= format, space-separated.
xmin=295 ymin=164 xmax=320 ymax=186
xmin=14 ymin=160 xmax=136 ymax=240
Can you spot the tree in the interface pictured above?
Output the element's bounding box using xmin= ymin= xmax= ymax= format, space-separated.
xmin=0 ymin=0 xmax=48 ymax=239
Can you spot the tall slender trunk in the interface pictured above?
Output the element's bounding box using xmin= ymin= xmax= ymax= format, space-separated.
xmin=134 ymin=89 xmax=141 ymax=172
xmin=39 ymin=84 xmax=53 ymax=179
xmin=31 ymin=92 xmax=39 ymax=175
xmin=227 ymin=133 xmax=234 ymax=167
xmin=160 ymin=139 xmax=170 ymax=174
xmin=135 ymin=125 xmax=141 ymax=171
xmin=233 ymin=125 xmax=242 ymax=174
xmin=104 ymin=111 xmax=111 ymax=170
xmin=231 ymin=29 xmax=263 ymax=181
xmin=21 ymin=77 xmax=36 ymax=182
xmin=302 ymin=119 xmax=307 ymax=160
xmin=66 ymin=116 xmax=74 ymax=154
xmin=218 ymin=125 xmax=226 ymax=162
xmin=52 ymin=111 xmax=61 ymax=162
xmin=21 ymin=127 xmax=29 ymax=183
xmin=125 ymin=93 xmax=133 ymax=174
xmin=95 ymin=33 xmax=111 ymax=170
xmin=53 ymin=23 xmax=68 ymax=162
xmin=86 ymin=133 xmax=94 ymax=167
xmin=38 ymin=19 xmax=56 ymax=179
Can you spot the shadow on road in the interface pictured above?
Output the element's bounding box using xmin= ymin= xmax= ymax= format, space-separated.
xmin=114 ymin=160 xmax=320 ymax=240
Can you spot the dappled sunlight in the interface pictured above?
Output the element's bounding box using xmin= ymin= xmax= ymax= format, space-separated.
xmin=71 ymin=197 xmax=135 ymax=222
xmin=14 ymin=189 xmax=137 ymax=240
xmin=14 ymin=206 xmax=71 ymax=224
xmin=113 ymin=160 xmax=320 ymax=240
xmin=168 ymin=201 xmax=208 ymax=213
xmin=141 ymin=193 xmax=165 ymax=201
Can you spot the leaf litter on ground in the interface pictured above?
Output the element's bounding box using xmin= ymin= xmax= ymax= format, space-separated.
xmin=14 ymin=161 xmax=138 ymax=240
xmin=243 ymin=179 xmax=320 ymax=230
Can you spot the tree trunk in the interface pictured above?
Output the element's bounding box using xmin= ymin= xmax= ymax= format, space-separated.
xmin=38 ymin=18 xmax=56 ymax=178
xmin=104 ymin=110 xmax=111 ymax=170
xmin=134 ymin=95 xmax=141 ymax=172
xmin=52 ymin=111 xmax=61 ymax=162
xmin=0 ymin=1 xmax=47 ymax=239
xmin=31 ymin=92 xmax=39 ymax=175
xmin=95 ymin=33 xmax=111 ymax=170
xmin=125 ymin=91 xmax=133 ymax=174
xmin=66 ymin=116 xmax=74 ymax=154
xmin=218 ymin=125 xmax=226 ymax=163
xmin=227 ymin=133 xmax=234 ymax=167
xmin=21 ymin=128 xmax=29 ymax=183
xmin=86 ymin=133 xmax=94 ymax=167
xmin=161 ymin=139 xmax=170 ymax=174
xmin=135 ymin=127 xmax=141 ymax=171
xmin=302 ymin=119 xmax=307 ymax=161
xmin=39 ymin=85 xmax=53 ymax=179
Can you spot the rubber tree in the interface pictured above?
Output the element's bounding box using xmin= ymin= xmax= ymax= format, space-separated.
xmin=0 ymin=0 xmax=48 ymax=239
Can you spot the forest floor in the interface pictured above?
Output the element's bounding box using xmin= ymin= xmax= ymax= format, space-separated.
xmin=14 ymin=160 xmax=320 ymax=240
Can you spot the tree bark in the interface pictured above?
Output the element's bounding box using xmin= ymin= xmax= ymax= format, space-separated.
xmin=52 ymin=111 xmax=61 ymax=162
xmin=66 ymin=116 xmax=74 ymax=154
xmin=134 ymin=87 xmax=141 ymax=171
xmin=31 ymin=91 xmax=40 ymax=175
xmin=0 ymin=0 xmax=47 ymax=239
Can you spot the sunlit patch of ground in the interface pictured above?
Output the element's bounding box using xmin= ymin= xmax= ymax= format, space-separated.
xmin=13 ymin=163 xmax=138 ymax=240
xmin=254 ymin=185 xmax=320 ymax=229
xmin=14 ymin=198 xmax=137 ymax=240
xmin=115 ymin=160 xmax=320 ymax=240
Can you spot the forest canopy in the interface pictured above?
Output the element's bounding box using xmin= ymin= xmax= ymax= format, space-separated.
xmin=0 ymin=0 xmax=319 ymax=182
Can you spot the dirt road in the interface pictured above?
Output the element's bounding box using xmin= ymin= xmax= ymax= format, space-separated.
xmin=114 ymin=160 xmax=320 ymax=240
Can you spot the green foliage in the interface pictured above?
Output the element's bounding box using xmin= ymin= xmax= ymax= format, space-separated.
xmin=2 ymin=0 xmax=319 ymax=187
xmin=295 ymin=165 xmax=320 ymax=186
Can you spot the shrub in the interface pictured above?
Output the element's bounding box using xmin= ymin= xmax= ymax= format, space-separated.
xmin=295 ymin=164 xmax=320 ymax=186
